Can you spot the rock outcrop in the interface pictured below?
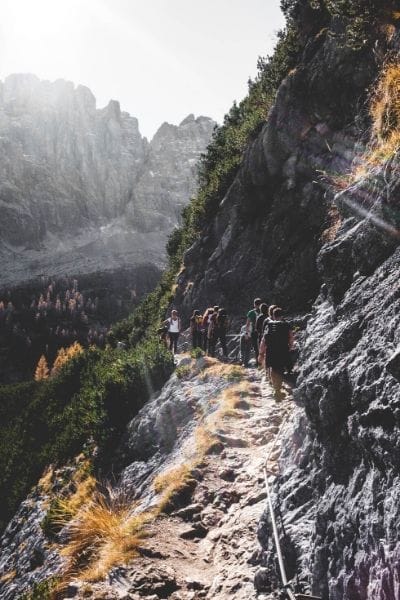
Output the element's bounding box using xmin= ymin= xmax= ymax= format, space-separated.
xmin=0 ymin=74 xmax=215 ymax=286
xmin=257 ymin=139 xmax=400 ymax=599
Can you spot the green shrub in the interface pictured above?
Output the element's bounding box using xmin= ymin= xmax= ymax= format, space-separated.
xmin=176 ymin=365 xmax=191 ymax=379
xmin=190 ymin=347 xmax=204 ymax=359
xmin=20 ymin=578 xmax=58 ymax=600
xmin=0 ymin=341 xmax=174 ymax=532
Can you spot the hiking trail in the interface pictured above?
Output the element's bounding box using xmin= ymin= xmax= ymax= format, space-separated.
xmin=68 ymin=357 xmax=293 ymax=599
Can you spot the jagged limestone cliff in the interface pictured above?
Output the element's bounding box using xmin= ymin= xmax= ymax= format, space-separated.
xmin=0 ymin=74 xmax=215 ymax=286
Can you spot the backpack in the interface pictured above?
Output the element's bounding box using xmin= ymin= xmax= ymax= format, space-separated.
xmin=255 ymin=314 xmax=266 ymax=337
xmin=264 ymin=320 xmax=289 ymax=349
xmin=217 ymin=311 xmax=228 ymax=331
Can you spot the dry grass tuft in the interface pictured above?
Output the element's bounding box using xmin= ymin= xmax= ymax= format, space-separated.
xmin=205 ymin=361 xmax=245 ymax=381
xmin=60 ymin=487 xmax=151 ymax=582
xmin=353 ymin=62 xmax=400 ymax=180
xmin=371 ymin=63 xmax=400 ymax=141
xmin=52 ymin=475 xmax=97 ymax=527
xmin=194 ymin=425 xmax=218 ymax=455
xmin=153 ymin=464 xmax=194 ymax=512
xmin=38 ymin=465 xmax=55 ymax=494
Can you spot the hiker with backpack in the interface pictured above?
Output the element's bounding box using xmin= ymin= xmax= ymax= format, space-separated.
xmin=261 ymin=307 xmax=294 ymax=399
xmin=246 ymin=298 xmax=262 ymax=361
xmin=207 ymin=306 xmax=229 ymax=358
xmin=190 ymin=309 xmax=203 ymax=349
xmin=164 ymin=309 xmax=181 ymax=354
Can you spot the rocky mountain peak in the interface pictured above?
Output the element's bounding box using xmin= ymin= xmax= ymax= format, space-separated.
xmin=0 ymin=75 xmax=216 ymax=286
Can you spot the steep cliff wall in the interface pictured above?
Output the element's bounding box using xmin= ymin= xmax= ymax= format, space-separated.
xmin=0 ymin=74 xmax=215 ymax=286
xmin=174 ymin=22 xmax=378 ymax=317
xmin=257 ymin=79 xmax=400 ymax=600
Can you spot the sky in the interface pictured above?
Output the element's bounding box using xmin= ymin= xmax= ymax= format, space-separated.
xmin=0 ymin=0 xmax=285 ymax=139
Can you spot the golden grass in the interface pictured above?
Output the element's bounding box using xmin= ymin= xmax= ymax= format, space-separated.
xmin=352 ymin=62 xmax=400 ymax=181
xmin=204 ymin=361 xmax=245 ymax=381
xmin=38 ymin=465 xmax=55 ymax=494
xmin=153 ymin=464 xmax=193 ymax=513
xmin=60 ymin=489 xmax=152 ymax=583
xmin=194 ymin=425 xmax=218 ymax=455
xmin=52 ymin=475 xmax=97 ymax=526
xmin=51 ymin=363 xmax=255 ymax=589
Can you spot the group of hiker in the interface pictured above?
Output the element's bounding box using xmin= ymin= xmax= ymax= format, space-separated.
xmin=161 ymin=297 xmax=294 ymax=398
xmin=241 ymin=298 xmax=294 ymax=397
xmin=162 ymin=305 xmax=229 ymax=358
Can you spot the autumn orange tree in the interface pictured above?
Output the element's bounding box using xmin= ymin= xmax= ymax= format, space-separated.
xmin=34 ymin=355 xmax=50 ymax=381
xmin=51 ymin=342 xmax=84 ymax=376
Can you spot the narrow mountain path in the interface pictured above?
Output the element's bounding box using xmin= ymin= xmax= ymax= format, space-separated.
xmin=73 ymin=360 xmax=292 ymax=600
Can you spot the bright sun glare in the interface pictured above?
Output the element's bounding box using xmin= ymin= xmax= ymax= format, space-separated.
xmin=1 ymin=0 xmax=84 ymax=76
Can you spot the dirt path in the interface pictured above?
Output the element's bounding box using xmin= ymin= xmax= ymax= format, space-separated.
xmin=71 ymin=362 xmax=292 ymax=600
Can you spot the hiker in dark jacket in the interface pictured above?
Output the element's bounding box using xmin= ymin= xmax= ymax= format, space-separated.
xmin=263 ymin=307 xmax=294 ymax=399
xmin=208 ymin=308 xmax=228 ymax=358
xmin=216 ymin=308 xmax=228 ymax=357
xmin=190 ymin=309 xmax=202 ymax=349
xmin=246 ymin=298 xmax=261 ymax=361
xmin=255 ymin=303 xmax=269 ymax=344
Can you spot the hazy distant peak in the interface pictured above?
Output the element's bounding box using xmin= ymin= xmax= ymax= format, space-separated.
xmin=179 ymin=113 xmax=195 ymax=126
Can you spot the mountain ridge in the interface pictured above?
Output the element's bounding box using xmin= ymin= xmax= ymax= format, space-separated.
xmin=0 ymin=73 xmax=215 ymax=287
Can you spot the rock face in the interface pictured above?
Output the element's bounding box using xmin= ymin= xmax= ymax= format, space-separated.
xmin=257 ymin=156 xmax=400 ymax=599
xmin=0 ymin=74 xmax=215 ymax=286
xmin=173 ymin=27 xmax=378 ymax=318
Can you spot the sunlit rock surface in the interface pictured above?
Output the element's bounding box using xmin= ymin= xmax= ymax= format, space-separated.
xmin=0 ymin=74 xmax=215 ymax=286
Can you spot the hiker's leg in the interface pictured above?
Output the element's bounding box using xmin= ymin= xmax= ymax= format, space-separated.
xmin=208 ymin=337 xmax=215 ymax=357
xmin=251 ymin=332 xmax=259 ymax=360
xmin=220 ymin=333 xmax=228 ymax=357
xmin=174 ymin=333 xmax=179 ymax=353
xmin=271 ymin=368 xmax=283 ymax=394
xmin=243 ymin=339 xmax=250 ymax=367
xmin=203 ymin=332 xmax=208 ymax=352
xmin=196 ymin=332 xmax=202 ymax=348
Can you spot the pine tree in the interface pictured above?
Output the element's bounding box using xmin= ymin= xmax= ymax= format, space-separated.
xmin=51 ymin=347 xmax=67 ymax=376
xmin=66 ymin=341 xmax=84 ymax=360
xmin=34 ymin=355 xmax=49 ymax=381
xmin=51 ymin=342 xmax=84 ymax=377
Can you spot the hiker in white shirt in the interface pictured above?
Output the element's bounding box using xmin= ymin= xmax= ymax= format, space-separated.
xmin=164 ymin=310 xmax=181 ymax=354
